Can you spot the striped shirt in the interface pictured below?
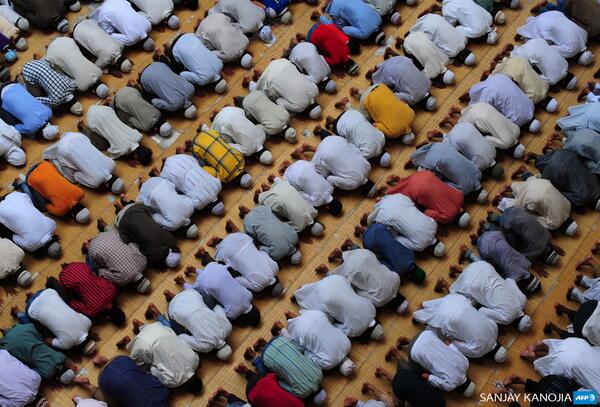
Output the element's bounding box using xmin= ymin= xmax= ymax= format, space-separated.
xmin=58 ymin=262 xmax=117 ymax=317
xmin=22 ymin=59 xmax=77 ymax=108
xmin=88 ymin=230 xmax=147 ymax=286
xmin=261 ymin=336 xmax=323 ymax=399
xmin=192 ymin=129 xmax=245 ymax=183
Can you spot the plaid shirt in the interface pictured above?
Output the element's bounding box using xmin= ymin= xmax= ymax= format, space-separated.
xmin=192 ymin=129 xmax=245 ymax=183
xmin=88 ymin=229 xmax=147 ymax=286
xmin=22 ymin=59 xmax=77 ymax=108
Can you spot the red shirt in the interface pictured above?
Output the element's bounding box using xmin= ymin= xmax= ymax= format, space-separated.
xmin=308 ymin=23 xmax=349 ymax=66
xmin=248 ymin=373 xmax=305 ymax=407
xmin=59 ymin=262 xmax=117 ymax=317
xmin=387 ymin=171 xmax=464 ymax=224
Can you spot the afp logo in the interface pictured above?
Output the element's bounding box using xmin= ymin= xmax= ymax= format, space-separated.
xmin=574 ymin=390 xmax=599 ymax=405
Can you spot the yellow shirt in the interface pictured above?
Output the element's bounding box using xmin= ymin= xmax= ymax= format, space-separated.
xmin=363 ymin=84 xmax=415 ymax=138
xmin=192 ymin=129 xmax=245 ymax=182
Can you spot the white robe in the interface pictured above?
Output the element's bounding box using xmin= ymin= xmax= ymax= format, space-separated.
xmin=258 ymin=178 xmax=318 ymax=232
xmin=45 ymin=37 xmax=103 ymax=92
xmin=294 ymin=275 xmax=377 ymax=338
xmin=242 ymin=90 xmax=291 ymax=136
xmin=510 ymin=177 xmax=571 ymax=230
xmin=86 ymin=105 xmax=142 ymax=159
xmin=131 ymin=0 xmax=173 ymax=25
xmin=410 ymin=330 xmax=469 ymax=392
xmin=0 ymin=118 xmax=23 ymax=167
xmin=449 ymin=261 xmax=526 ymax=325
xmin=367 ymin=194 xmax=438 ymax=252
xmin=289 ymin=42 xmax=331 ymax=85
xmin=0 ymin=192 xmax=55 ymax=252
xmin=43 ymin=132 xmax=116 ymax=189
xmin=443 ymin=122 xmax=496 ymax=170
xmin=459 ymin=103 xmax=521 ymax=150
xmin=0 ymin=238 xmax=24 ymax=280
xmin=534 ymin=338 xmax=600 ymax=392
xmin=167 ymin=289 xmax=232 ymax=353
xmin=442 ymin=0 xmax=492 ymax=39
xmin=413 ymin=293 xmax=498 ymax=358
xmin=312 ymin=135 xmax=371 ymax=191
xmin=159 ymin=154 xmax=222 ymax=210
xmin=212 ymin=106 xmax=266 ymax=156
xmin=73 ymin=19 xmax=124 ymax=69
xmin=583 ymin=303 xmax=600 ymax=346
xmin=517 ymin=11 xmax=588 ymax=58
xmin=335 ymin=110 xmax=385 ymax=159
xmin=330 ymin=249 xmax=401 ymax=307
xmin=27 ymin=288 xmax=91 ymax=350
xmin=90 ymin=0 xmax=151 ymax=46
xmin=214 ymin=232 xmax=278 ymax=292
xmin=511 ymin=39 xmax=569 ymax=85
xmin=137 ymin=177 xmax=195 ymax=232
xmin=411 ymin=13 xmax=468 ymax=59
xmin=209 ymin=0 xmax=265 ymax=34
xmin=256 ymin=58 xmax=320 ymax=114
xmin=403 ymin=31 xmax=449 ymax=80
xmin=282 ymin=309 xmax=351 ymax=370
xmin=283 ymin=160 xmax=334 ymax=208
xmin=195 ymin=13 xmax=250 ymax=63
xmin=0 ymin=350 xmax=40 ymax=407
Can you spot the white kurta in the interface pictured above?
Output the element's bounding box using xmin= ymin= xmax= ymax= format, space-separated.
xmin=27 ymin=288 xmax=91 ymax=350
xmin=195 ymin=13 xmax=250 ymax=63
xmin=459 ymin=103 xmax=521 ymax=150
xmin=511 ymin=39 xmax=569 ymax=85
xmin=510 ymin=177 xmax=571 ymax=230
xmin=131 ymin=0 xmax=173 ymax=25
xmin=184 ymin=263 xmax=254 ymax=320
xmin=160 ymin=154 xmax=222 ymax=210
xmin=90 ymin=0 xmax=151 ymax=46
xmin=449 ymin=261 xmax=526 ymax=325
xmin=209 ymin=0 xmax=265 ymax=34
xmin=367 ymin=194 xmax=438 ymax=252
xmin=442 ymin=0 xmax=492 ymax=39
xmin=172 ymin=33 xmax=223 ymax=87
xmin=312 ymin=135 xmax=371 ymax=191
xmin=443 ymin=122 xmax=496 ymax=170
xmin=330 ymin=249 xmax=401 ymax=307
xmin=410 ymin=330 xmax=469 ymax=392
xmin=258 ymin=178 xmax=318 ymax=232
xmin=289 ymin=42 xmax=331 ymax=85
xmin=335 ymin=110 xmax=385 ymax=159
xmin=45 ymin=37 xmax=103 ymax=92
xmin=0 ymin=350 xmax=40 ymax=407
xmin=73 ymin=19 xmax=124 ymax=69
xmin=214 ymin=232 xmax=278 ymax=292
xmin=43 ymin=132 xmax=116 ymax=189
xmin=256 ymin=58 xmax=320 ymax=114
xmin=283 ymin=309 xmax=351 ymax=370
xmin=87 ymin=105 xmax=142 ymax=159
xmin=0 ymin=118 xmax=23 ymax=167
xmin=242 ymin=90 xmax=291 ymax=136
xmin=413 ymin=293 xmax=498 ymax=358
xmin=137 ymin=177 xmax=195 ymax=231
xmin=212 ymin=106 xmax=266 ymax=156
xmin=0 ymin=238 xmax=24 ymax=280
xmin=534 ymin=338 xmax=600 ymax=392
xmin=0 ymin=192 xmax=55 ymax=252
xmin=403 ymin=31 xmax=449 ymax=80
xmin=411 ymin=13 xmax=468 ymax=58
xmin=168 ymin=289 xmax=232 ymax=353
xmin=283 ymin=160 xmax=334 ymax=208
xmin=517 ymin=11 xmax=588 ymax=58
xmin=129 ymin=322 xmax=199 ymax=388
xmin=294 ymin=275 xmax=377 ymax=338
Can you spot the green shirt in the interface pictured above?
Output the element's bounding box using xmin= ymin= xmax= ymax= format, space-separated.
xmin=0 ymin=323 xmax=65 ymax=380
xmin=473 ymin=0 xmax=494 ymax=12
xmin=262 ymin=336 xmax=323 ymax=399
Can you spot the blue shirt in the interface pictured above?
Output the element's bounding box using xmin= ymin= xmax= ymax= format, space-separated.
xmin=1 ymin=83 xmax=52 ymax=136
xmin=322 ymin=0 xmax=381 ymax=39
xmin=362 ymin=223 xmax=416 ymax=277
xmin=99 ymin=356 xmax=170 ymax=407
xmin=258 ymin=0 xmax=289 ymax=14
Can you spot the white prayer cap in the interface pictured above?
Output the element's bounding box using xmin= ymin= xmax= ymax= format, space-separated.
xmin=184 ymin=105 xmax=197 ymax=119
xmin=75 ymin=208 xmax=90 ymax=224
xmin=442 ymin=70 xmax=455 ymax=85
xmin=259 ymin=150 xmax=273 ymax=165
xmin=239 ymin=174 xmax=253 ymax=188
xmin=370 ymin=323 xmax=385 ymax=340
xmin=159 ymin=122 xmax=173 ymax=137
xmin=290 ymin=250 xmax=302 ymax=264
xmin=47 ymin=242 xmax=62 ymax=258
xmin=165 ymin=250 xmax=181 ymax=268
xmin=433 ymin=241 xmax=445 ymax=258
xmin=96 ymin=84 xmax=109 ymax=99
xmin=458 ymin=212 xmax=471 ymax=228
xmin=167 ymin=15 xmax=180 ymax=29
xmin=142 ymin=37 xmax=155 ymax=52
xmin=339 ymin=357 xmax=355 ymax=376
xmin=284 ymin=127 xmax=297 ymax=143
xmin=111 ymin=178 xmax=125 ymax=194
xmin=240 ymin=54 xmax=253 ymax=68
xmin=42 ymin=124 xmax=59 ymax=140
xmin=216 ymin=344 xmax=233 ymax=360
xmin=518 ymin=315 xmax=533 ymax=332
xmin=17 ymin=270 xmax=32 ymax=286
xmin=259 ymin=25 xmax=275 ymax=44
xmin=6 ymin=147 xmax=26 ymax=167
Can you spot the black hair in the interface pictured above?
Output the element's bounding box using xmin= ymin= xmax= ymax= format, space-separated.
xmin=328 ymin=198 xmax=342 ymax=216
xmin=233 ymin=96 xmax=245 ymax=107
xmin=347 ymin=38 xmax=360 ymax=55
xmin=108 ymin=307 xmax=126 ymax=327
xmin=245 ymin=306 xmax=261 ymax=327
xmin=360 ymin=179 xmax=376 ymax=196
xmin=135 ymin=145 xmax=153 ymax=166
xmin=185 ymin=375 xmax=203 ymax=394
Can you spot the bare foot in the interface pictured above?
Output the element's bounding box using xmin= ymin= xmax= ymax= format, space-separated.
xmin=244 ymin=346 xmax=257 ymax=360
xmin=207 ymin=236 xmax=223 ymax=247
xmin=334 ymin=97 xmax=349 ymax=109
xmin=174 ymin=275 xmax=185 ymax=286
xmin=116 ymin=335 xmax=131 ymax=349
xmin=92 ymin=354 xmax=108 ymax=367
xmin=164 ymin=290 xmax=175 ymax=302
xmin=328 ymin=248 xmax=342 ymax=263
xmin=271 ymin=321 xmax=284 ymax=336
xmin=315 ymin=264 xmax=329 ymax=274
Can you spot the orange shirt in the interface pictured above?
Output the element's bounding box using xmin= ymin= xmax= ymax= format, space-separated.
xmin=27 ymin=161 xmax=85 ymax=216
